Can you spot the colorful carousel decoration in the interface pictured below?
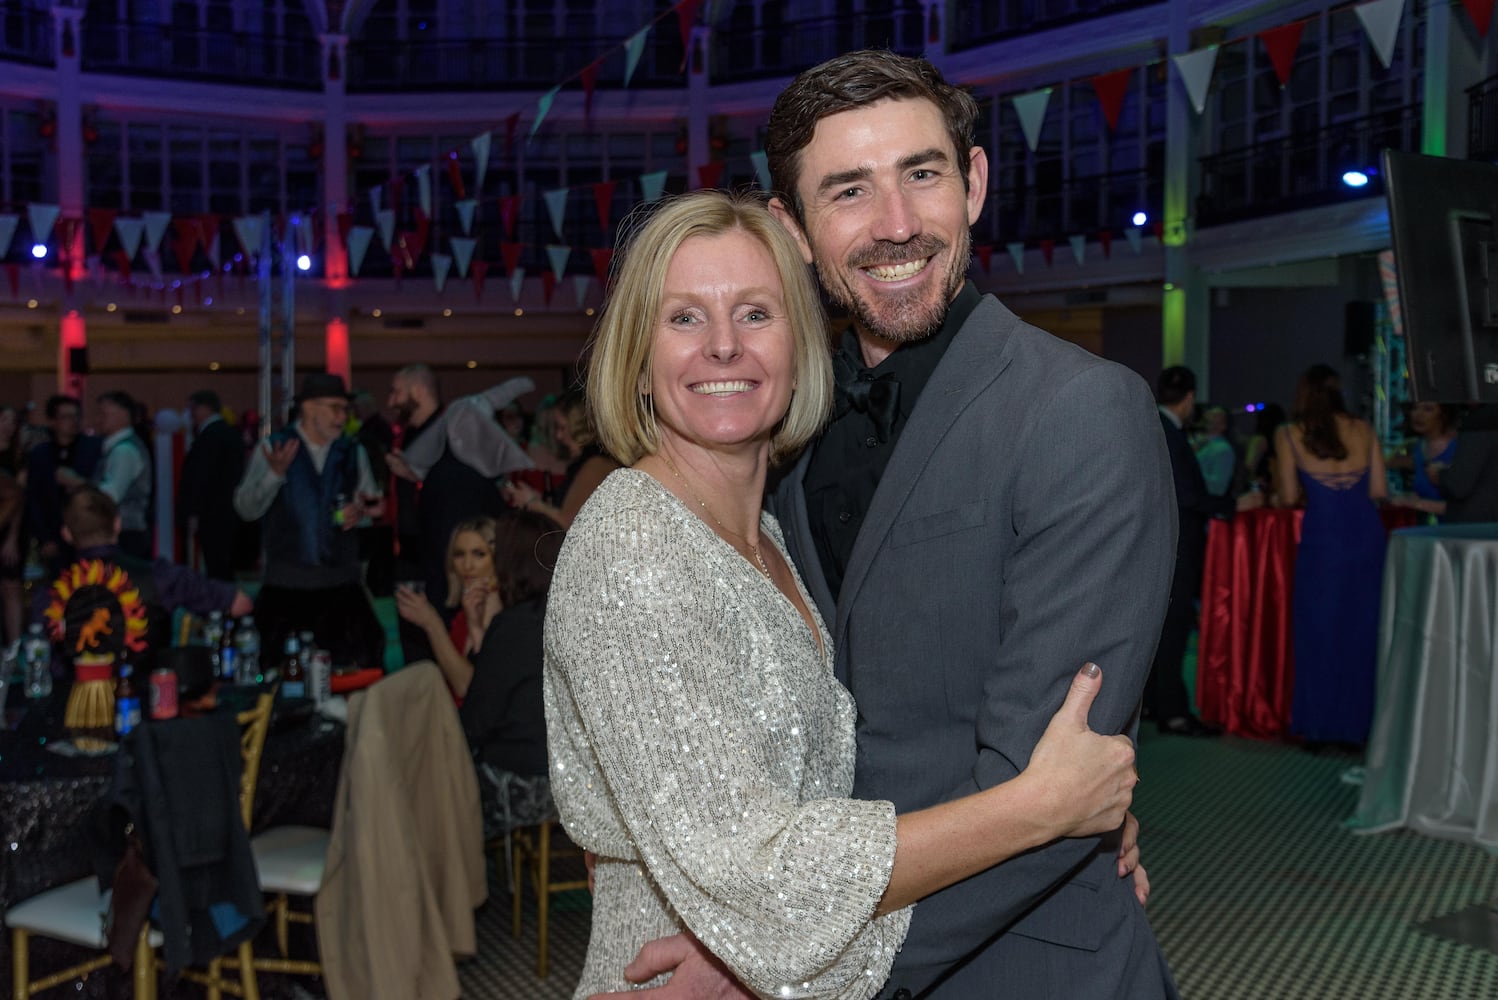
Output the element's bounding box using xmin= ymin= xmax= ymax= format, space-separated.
xmin=44 ymin=559 xmax=149 ymax=750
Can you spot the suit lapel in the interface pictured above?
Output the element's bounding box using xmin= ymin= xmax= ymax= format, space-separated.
xmin=773 ymin=448 xmax=838 ymax=626
xmin=834 ymin=297 xmax=1018 ymax=646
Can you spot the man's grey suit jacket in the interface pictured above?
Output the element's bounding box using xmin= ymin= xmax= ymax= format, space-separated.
xmin=771 ymin=295 xmax=1181 ymax=999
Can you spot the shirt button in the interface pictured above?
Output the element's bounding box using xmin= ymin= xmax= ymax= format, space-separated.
xmin=864 ymin=435 xmax=878 ymax=448
xmin=837 ymin=511 xmax=852 ymax=524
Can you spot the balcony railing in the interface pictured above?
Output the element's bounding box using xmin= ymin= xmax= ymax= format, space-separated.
xmin=948 ymin=0 xmax=1160 ymax=51
xmin=710 ymin=9 xmax=925 ymax=83
xmin=1196 ymin=104 xmax=1422 ymax=227
xmin=80 ymin=21 xmax=321 ymax=89
xmin=982 ymin=167 xmax=1160 ymax=244
xmin=0 ymin=3 xmax=52 ymax=67
xmin=1468 ymin=73 xmax=1498 ymax=162
xmin=346 ymin=35 xmax=686 ymax=92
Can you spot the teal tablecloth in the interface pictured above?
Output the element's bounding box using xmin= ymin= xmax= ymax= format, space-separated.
xmin=1348 ymin=524 xmax=1498 ymax=847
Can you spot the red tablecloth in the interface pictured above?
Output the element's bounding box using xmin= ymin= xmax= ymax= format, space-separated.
xmin=1196 ymin=506 xmax=1418 ymax=739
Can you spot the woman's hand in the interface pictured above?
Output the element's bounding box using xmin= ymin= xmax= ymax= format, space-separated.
xmin=1117 ymin=811 xmax=1149 ymax=906
xmin=461 ymin=580 xmax=501 ymax=644
xmin=501 ymin=479 xmax=541 ymax=511
xmin=395 ymin=585 xmax=443 ymax=634
xmin=1025 ymin=663 xmax=1137 ymax=840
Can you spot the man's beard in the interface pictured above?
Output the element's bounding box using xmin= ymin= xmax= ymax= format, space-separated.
xmin=817 ymin=229 xmax=971 ymax=345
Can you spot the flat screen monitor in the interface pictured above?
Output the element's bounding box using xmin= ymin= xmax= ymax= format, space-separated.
xmin=1383 ymin=149 xmax=1498 ymax=402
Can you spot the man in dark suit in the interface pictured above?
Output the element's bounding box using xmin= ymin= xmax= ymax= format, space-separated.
xmin=615 ymin=51 xmax=1178 ymax=1000
xmin=1152 ymin=368 xmax=1261 ymax=736
xmin=177 ymin=390 xmax=245 ymax=581
xmin=25 ymin=394 xmax=101 ymax=575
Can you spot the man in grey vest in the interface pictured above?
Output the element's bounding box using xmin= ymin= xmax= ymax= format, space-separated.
xmin=77 ymin=391 xmax=152 ymax=559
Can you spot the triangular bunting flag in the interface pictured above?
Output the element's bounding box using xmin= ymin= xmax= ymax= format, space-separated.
xmin=501 ymin=242 xmax=524 ymax=275
xmin=592 ymin=181 xmax=617 ymax=231
xmin=445 ymin=152 xmax=465 ymax=200
xmin=624 ymin=27 xmax=650 ymax=87
xmin=1039 ymin=239 xmax=1055 ymax=267
xmin=1173 ymin=46 xmax=1219 ymax=115
xmin=1006 ymin=242 xmax=1025 ymax=274
xmin=431 ymin=252 xmax=452 ymax=293
xmin=547 ymin=244 xmax=571 ymax=282
xmin=509 ymin=266 xmax=526 ymax=304
xmin=698 ymin=161 xmax=725 ymax=189
xmin=574 ymin=275 xmax=591 ymax=309
xmin=471 ymin=131 xmax=492 ymax=192
xmin=1152 ymin=221 xmax=1165 ymax=243
xmin=198 ymin=213 xmax=219 ymax=252
xmin=87 ymin=208 xmax=117 ymax=254
xmin=591 ymin=247 xmax=614 ymax=284
xmin=414 ymin=164 xmax=433 ymax=217
xmin=504 ymin=112 xmax=521 ymax=156
xmin=530 ymin=86 xmax=559 ymax=140
xmin=580 ymin=59 xmax=601 ymax=118
xmin=1069 ymin=235 xmax=1086 ymax=265
xmin=1356 ymin=0 xmax=1405 ymax=70
xmin=974 ymin=244 xmax=993 ymax=273
xmin=472 ymin=259 xmax=489 ymax=303
xmin=1090 ymin=69 xmax=1133 ymax=132
xmin=450 ymin=236 xmax=477 ymax=278
xmin=750 ymin=150 xmax=771 ymax=191
xmin=206 ymin=232 xmax=221 ymax=269
xmin=639 ymin=170 xmax=668 ymax=203
xmin=455 ymin=198 xmax=478 ymax=235
xmin=1099 ymin=230 xmax=1113 ymax=258
xmin=143 ymin=248 xmax=163 ymax=282
xmin=1259 ymin=20 xmax=1306 ymax=88
xmin=369 ymin=185 xmax=383 ymax=219
xmin=1012 ymin=89 xmax=1052 ymax=153
xmin=544 ymin=188 xmax=569 ymax=241
xmin=335 ymin=212 xmax=353 ymax=247
xmin=142 ymin=210 xmax=172 ymax=252
xmin=375 ymin=209 xmax=395 ymax=251
xmin=114 ymin=217 xmax=145 ymax=260
xmin=1461 ymin=0 xmax=1494 ymax=37
xmin=173 ymin=231 xmax=197 ymax=274
xmin=676 ymin=0 xmax=702 ymax=52
xmin=1125 ymin=226 xmax=1143 ymax=255
xmin=0 ymin=215 xmax=18 ymax=260
xmin=347 ymin=226 xmax=373 ymax=276
xmin=237 ymin=215 xmax=267 ymax=257
xmin=498 ymin=195 xmax=521 ymax=238
xmin=27 ymin=203 xmax=60 ymax=248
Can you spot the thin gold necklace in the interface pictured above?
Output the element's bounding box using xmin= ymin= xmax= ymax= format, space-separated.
xmin=660 ymin=452 xmax=772 ymax=580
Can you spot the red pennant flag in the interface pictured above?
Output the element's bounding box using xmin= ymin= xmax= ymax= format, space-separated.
xmin=973 ymin=244 xmax=993 ymax=274
xmin=1152 ymin=221 xmax=1165 ymax=243
xmin=172 ymin=232 xmax=196 ymax=275
xmin=472 ymin=259 xmax=489 ymax=303
xmin=580 ymin=59 xmax=602 ymax=119
xmin=407 ymin=209 xmax=429 ymax=262
xmin=336 ymin=212 xmax=354 ymax=246
xmin=504 ymin=112 xmax=521 ymax=156
xmin=87 ymin=208 xmax=117 ymax=254
xmin=1258 ymin=20 xmax=1306 ymax=88
xmin=175 ymin=215 xmax=204 ymax=252
xmin=590 ymin=247 xmax=614 ymax=284
xmin=198 ymin=213 xmax=219 ymax=252
xmin=1090 ymin=68 xmax=1132 ymax=133
xmin=1462 ymin=0 xmax=1494 ymax=36
xmin=500 ymin=242 xmax=524 ymax=275
xmin=592 ymin=181 xmax=617 ymax=231
xmin=542 ymin=270 xmax=557 ymax=305
xmin=1099 ymin=230 xmax=1113 ymax=259
xmin=6 ymin=262 xmax=20 ymax=298
xmin=1039 ymin=239 xmax=1055 ymax=267
xmin=57 ymin=217 xmax=83 ymax=256
xmin=498 ymin=195 xmax=522 ymax=238
xmin=675 ymin=0 xmax=702 ymax=52
xmin=697 ymin=161 xmax=725 ymax=189
xmin=114 ymin=249 xmax=132 ymax=284
xmin=446 ymin=152 xmax=465 ymax=199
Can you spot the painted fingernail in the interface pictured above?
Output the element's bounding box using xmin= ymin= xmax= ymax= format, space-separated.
xmin=1084 ymin=662 xmax=1100 ymax=678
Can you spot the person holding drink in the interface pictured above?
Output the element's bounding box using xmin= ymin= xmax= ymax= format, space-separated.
xmin=394 ymin=516 xmax=501 ymax=699
xmin=233 ymin=372 xmax=386 ymax=670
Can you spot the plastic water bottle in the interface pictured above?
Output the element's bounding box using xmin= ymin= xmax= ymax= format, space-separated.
xmin=233 ymin=615 xmax=261 ymax=686
xmin=22 ymin=623 xmax=52 ymax=699
xmin=201 ymin=610 xmax=226 ymax=677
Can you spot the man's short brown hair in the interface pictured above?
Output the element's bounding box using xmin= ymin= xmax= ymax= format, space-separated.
xmin=63 ymin=487 xmax=119 ymax=548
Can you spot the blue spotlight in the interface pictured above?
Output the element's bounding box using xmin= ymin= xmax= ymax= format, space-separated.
xmin=1131 ymin=211 xmax=1148 ymax=226
xmin=1341 ymin=170 xmax=1370 ymax=188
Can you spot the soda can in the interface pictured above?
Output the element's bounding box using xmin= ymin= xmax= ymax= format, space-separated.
xmin=149 ymin=668 xmax=179 ymax=720
xmin=309 ymin=648 xmax=332 ymax=707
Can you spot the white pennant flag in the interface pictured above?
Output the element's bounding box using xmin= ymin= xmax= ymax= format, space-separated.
xmin=232 ymin=215 xmax=263 ymax=257
xmin=470 ymin=131 xmax=492 ymax=192
xmin=573 ymin=274 xmax=591 ymax=309
xmin=375 ymin=209 xmax=395 ymax=251
xmin=1012 ymin=89 xmax=1052 ymax=153
xmin=0 ymin=214 xmax=18 ymax=259
xmin=544 ymin=189 xmax=569 ymax=241
xmin=1125 ymin=227 xmax=1143 ymax=254
xmin=1172 ymin=46 xmax=1219 ymax=115
xmin=415 ymin=164 xmax=433 ymax=217
xmin=27 ymin=203 xmax=60 ymax=248
xmin=639 ymin=170 xmax=668 ymax=204
xmin=450 ymin=236 xmax=476 ymax=278
xmin=454 ymin=199 xmax=478 ymax=235
xmin=142 ymin=211 xmax=173 ymax=252
xmin=1006 ymin=242 xmax=1025 ymax=274
xmin=143 ymin=248 xmax=163 ymax=282
xmin=346 ymin=226 xmax=373 ymax=276
xmin=1069 ymin=235 xmax=1086 ymax=266
xmin=115 ymin=217 xmax=146 ymax=259
xmin=431 ymin=252 xmax=452 ymax=292
xmin=547 ymin=245 xmax=571 ymax=282
xmin=509 ymin=266 xmax=526 ymax=304
xmin=623 ymin=26 xmax=650 ymax=87
xmin=1356 ymin=0 xmax=1405 ymax=70
xmin=369 ymin=185 xmax=383 ymax=219
xmin=206 ymin=233 xmax=221 ymax=269
xmin=750 ymin=150 xmax=771 ymax=191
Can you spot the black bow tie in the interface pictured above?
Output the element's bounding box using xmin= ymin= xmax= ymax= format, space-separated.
xmin=834 ymin=354 xmax=901 ymax=443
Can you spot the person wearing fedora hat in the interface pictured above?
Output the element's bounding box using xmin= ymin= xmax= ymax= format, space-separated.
xmin=234 ymin=371 xmax=386 ymax=670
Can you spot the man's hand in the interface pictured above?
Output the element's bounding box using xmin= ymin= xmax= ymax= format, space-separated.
xmin=588 ymin=933 xmax=753 ymax=1000
xmin=386 ymin=449 xmax=415 ymax=482
xmin=54 ymin=467 xmax=84 ymax=489
xmin=264 ymin=438 xmax=300 ymax=477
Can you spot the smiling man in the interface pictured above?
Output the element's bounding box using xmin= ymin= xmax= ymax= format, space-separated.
xmin=608 ymin=51 xmax=1180 ymax=1000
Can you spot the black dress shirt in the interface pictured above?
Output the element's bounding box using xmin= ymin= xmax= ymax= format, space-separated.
xmin=803 ymin=280 xmax=981 ymax=600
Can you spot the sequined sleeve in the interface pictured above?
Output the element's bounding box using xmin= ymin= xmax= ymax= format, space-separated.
xmin=545 ymin=472 xmax=909 ymax=999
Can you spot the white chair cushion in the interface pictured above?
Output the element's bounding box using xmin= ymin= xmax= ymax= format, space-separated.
xmin=5 ymin=878 xmax=163 ymax=949
xmin=251 ymin=826 xmax=329 ymax=896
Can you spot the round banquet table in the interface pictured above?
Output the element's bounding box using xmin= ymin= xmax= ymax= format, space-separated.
xmin=1195 ymin=505 xmax=1419 ymax=739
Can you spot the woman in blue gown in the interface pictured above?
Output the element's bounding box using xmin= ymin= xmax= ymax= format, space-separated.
xmin=1274 ymin=364 xmax=1388 ymax=749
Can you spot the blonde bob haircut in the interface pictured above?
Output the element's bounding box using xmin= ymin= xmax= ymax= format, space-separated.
xmin=586 ymin=189 xmax=833 ymax=467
